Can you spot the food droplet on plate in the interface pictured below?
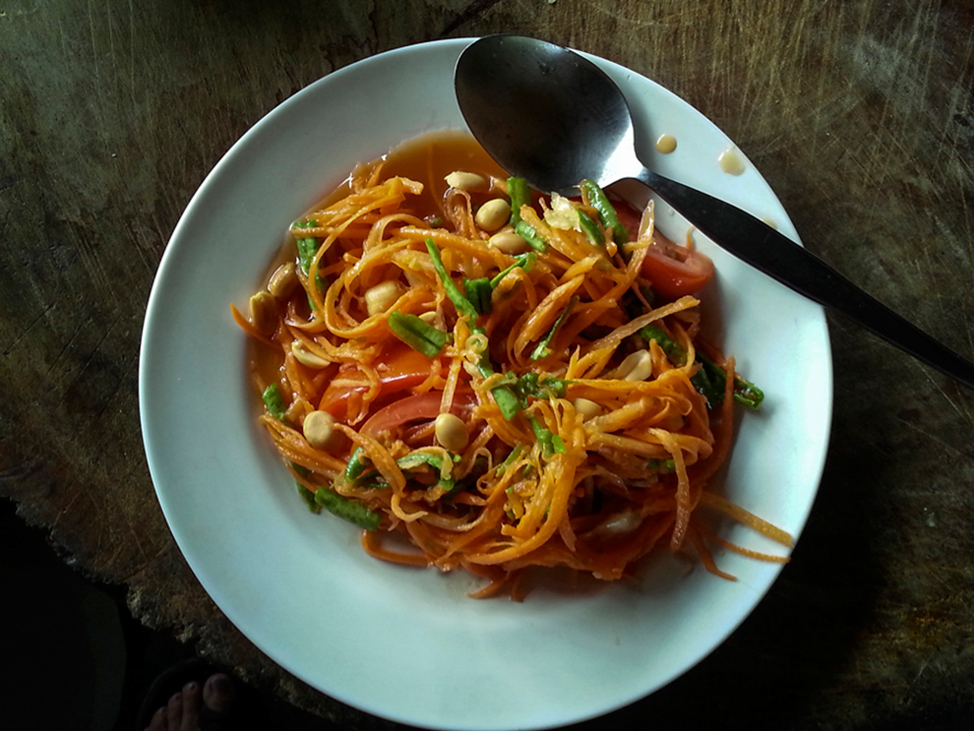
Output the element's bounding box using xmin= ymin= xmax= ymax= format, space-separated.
xmin=655 ymin=133 xmax=677 ymax=154
xmin=718 ymin=148 xmax=745 ymax=175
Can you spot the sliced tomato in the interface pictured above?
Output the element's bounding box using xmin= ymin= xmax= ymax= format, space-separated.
xmin=361 ymin=389 xmax=477 ymax=436
xmin=640 ymin=233 xmax=715 ymax=300
xmin=567 ymin=192 xmax=712 ymax=298
xmin=319 ymin=344 xmax=435 ymax=418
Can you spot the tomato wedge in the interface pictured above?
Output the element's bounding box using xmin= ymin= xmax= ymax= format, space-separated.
xmin=361 ymin=389 xmax=476 ymax=436
xmin=319 ymin=344 xmax=435 ymax=418
xmin=574 ymin=193 xmax=714 ymax=299
xmin=640 ymin=231 xmax=715 ymax=300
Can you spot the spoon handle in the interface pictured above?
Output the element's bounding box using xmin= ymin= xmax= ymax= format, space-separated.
xmin=635 ymin=168 xmax=974 ymax=388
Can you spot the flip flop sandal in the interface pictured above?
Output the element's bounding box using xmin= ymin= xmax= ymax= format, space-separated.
xmin=135 ymin=657 xmax=250 ymax=731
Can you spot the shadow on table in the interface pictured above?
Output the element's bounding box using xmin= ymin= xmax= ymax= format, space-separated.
xmin=1 ymin=497 xmax=343 ymax=731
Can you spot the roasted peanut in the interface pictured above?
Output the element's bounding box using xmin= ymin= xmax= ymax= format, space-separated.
xmin=291 ymin=340 xmax=330 ymax=369
xmin=303 ymin=410 xmax=341 ymax=450
xmin=488 ymin=230 xmax=529 ymax=255
xmin=445 ymin=171 xmax=488 ymax=192
xmin=267 ymin=262 xmax=299 ymax=299
xmin=617 ymin=350 xmax=653 ymax=382
xmin=434 ymin=412 xmax=469 ymax=452
xmin=364 ymin=281 xmax=401 ymax=316
xmin=573 ymin=398 xmax=602 ymax=421
xmin=249 ymin=291 xmax=278 ymax=336
xmin=475 ymin=198 xmax=511 ymax=232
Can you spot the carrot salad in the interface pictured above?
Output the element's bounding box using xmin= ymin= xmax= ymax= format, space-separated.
xmin=232 ymin=133 xmax=790 ymax=600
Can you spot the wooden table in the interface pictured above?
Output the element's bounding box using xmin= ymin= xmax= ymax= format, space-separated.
xmin=3 ymin=1 xmax=972 ymax=728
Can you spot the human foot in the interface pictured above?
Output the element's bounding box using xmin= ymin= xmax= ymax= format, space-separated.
xmin=144 ymin=673 xmax=234 ymax=731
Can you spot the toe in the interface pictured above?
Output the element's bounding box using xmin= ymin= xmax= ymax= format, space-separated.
xmin=180 ymin=681 xmax=201 ymax=731
xmin=166 ymin=691 xmax=183 ymax=731
xmin=202 ymin=673 xmax=235 ymax=715
xmin=146 ymin=705 xmax=167 ymax=731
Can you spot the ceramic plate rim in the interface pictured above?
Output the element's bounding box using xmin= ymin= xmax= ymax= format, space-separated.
xmin=139 ymin=38 xmax=833 ymax=731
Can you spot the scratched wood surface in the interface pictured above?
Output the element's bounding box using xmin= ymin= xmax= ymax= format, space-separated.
xmin=1 ymin=0 xmax=972 ymax=728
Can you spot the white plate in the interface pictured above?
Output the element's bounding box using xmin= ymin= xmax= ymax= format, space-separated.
xmin=140 ymin=38 xmax=832 ymax=731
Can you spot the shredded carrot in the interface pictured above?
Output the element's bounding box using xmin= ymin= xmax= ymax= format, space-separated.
xmin=687 ymin=524 xmax=738 ymax=581
xmin=706 ymin=532 xmax=791 ymax=563
xmin=233 ymin=134 xmax=788 ymax=600
xmin=361 ymin=530 xmax=429 ymax=567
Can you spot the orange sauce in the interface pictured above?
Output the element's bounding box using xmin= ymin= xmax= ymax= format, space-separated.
xmin=319 ymin=130 xmax=509 ymax=217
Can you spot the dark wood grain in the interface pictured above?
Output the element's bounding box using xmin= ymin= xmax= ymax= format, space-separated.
xmin=1 ymin=1 xmax=972 ymax=728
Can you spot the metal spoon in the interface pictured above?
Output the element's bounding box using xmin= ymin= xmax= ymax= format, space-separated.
xmin=455 ymin=34 xmax=974 ymax=389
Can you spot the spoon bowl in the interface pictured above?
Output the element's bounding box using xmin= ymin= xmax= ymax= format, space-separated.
xmin=455 ymin=35 xmax=635 ymax=193
xmin=455 ymin=34 xmax=974 ymax=389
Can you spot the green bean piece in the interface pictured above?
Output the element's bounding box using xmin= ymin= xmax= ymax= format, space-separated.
xmin=396 ymin=452 xmax=455 ymax=491
xmin=577 ymin=209 xmax=605 ymax=246
xmin=521 ymin=372 xmax=542 ymax=391
xmin=696 ymin=360 xmax=727 ymax=409
xmin=488 ymin=375 xmax=521 ymax=420
xmin=541 ymin=376 xmax=569 ymax=399
xmin=639 ymin=326 xmax=764 ymax=409
xmin=530 ymin=296 xmax=576 ymax=361
xmin=262 ymin=384 xmax=287 ymax=420
xmin=529 ymin=416 xmax=552 ymax=456
xmin=296 ymin=483 xmax=321 ymax=513
xmin=691 ymin=369 xmax=718 ymax=407
xmin=507 ymin=177 xmax=530 ymax=228
xmin=732 ymin=376 xmax=765 ymax=409
xmin=463 ymin=277 xmax=493 ymax=315
xmin=490 ymin=252 xmax=536 ymax=288
xmin=580 ymin=179 xmax=628 ymax=245
xmin=529 ymin=416 xmax=564 ymax=457
xmin=468 ymin=326 xmax=522 ymax=420
xmin=388 ymin=311 xmax=448 ymax=358
xmin=696 ymin=355 xmax=765 ymax=410
xmin=514 ymin=220 xmax=548 ymax=253
xmin=344 ymin=447 xmax=369 ymax=483
xmin=294 ymin=220 xmax=317 ymax=270
xmin=495 ymin=444 xmax=523 ymax=476
xmin=425 ymin=238 xmax=478 ymax=320
xmin=327 ymin=447 xmax=385 ymax=488
xmin=313 ymin=487 xmax=381 ymax=530
xmin=294 ymin=221 xmax=327 ymax=308
xmin=295 ymin=238 xmax=318 ymax=275
xmin=639 ymin=324 xmax=688 ymax=366
xmin=398 ymin=453 xmax=438 ymax=471
xmin=515 ymin=372 xmax=569 ymax=400
xmin=294 ymin=222 xmax=322 ymax=281
xmin=689 ymin=358 xmax=724 ymax=410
